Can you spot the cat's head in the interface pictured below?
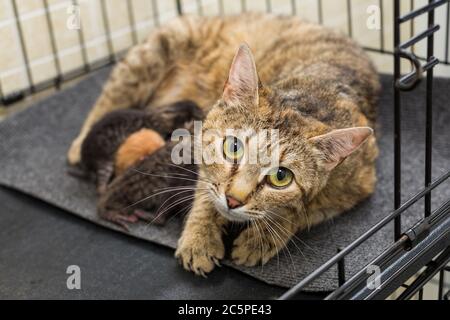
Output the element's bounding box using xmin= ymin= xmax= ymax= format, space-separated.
xmin=200 ymin=44 xmax=373 ymax=222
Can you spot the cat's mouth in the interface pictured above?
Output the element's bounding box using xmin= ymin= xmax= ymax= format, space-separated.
xmin=210 ymin=193 xmax=253 ymax=222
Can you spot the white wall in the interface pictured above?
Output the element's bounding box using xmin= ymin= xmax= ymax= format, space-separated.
xmin=0 ymin=0 xmax=449 ymax=96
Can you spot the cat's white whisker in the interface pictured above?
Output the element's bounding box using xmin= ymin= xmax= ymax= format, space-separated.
xmin=167 ymin=163 xmax=214 ymax=182
xmin=259 ymin=218 xmax=281 ymax=271
xmin=250 ymin=218 xmax=265 ymax=274
xmin=147 ymin=194 xmax=197 ymax=225
xmin=163 ymin=192 xmax=214 ymax=226
xmin=132 ymin=168 xmax=212 ymax=186
xmin=263 ymin=214 xmax=313 ymax=262
xmin=260 ymin=217 xmax=297 ymax=274
xmin=122 ymin=185 xmax=208 ymax=210
xmin=264 ymin=209 xmax=316 ymax=253
xmin=157 ymin=188 xmax=211 ymax=217
xmin=122 ymin=188 xmax=192 ymax=209
xmin=154 ymin=189 xmax=196 ymax=218
xmin=152 ymin=185 xmax=205 ymax=193
xmin=156 ymin=194 xmax=197 ymax=217
xmin=165 ymin=205 xmax=192 ymax=225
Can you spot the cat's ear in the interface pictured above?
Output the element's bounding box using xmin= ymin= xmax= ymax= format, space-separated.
xmin=222 ymin=43 xmax=259 ymax=106
xmin=309 ymin=127 xmax=373 ymax=171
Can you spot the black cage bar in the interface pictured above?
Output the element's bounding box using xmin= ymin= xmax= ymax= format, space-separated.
xmin=0 ymin=0 xmax=448 ymax=300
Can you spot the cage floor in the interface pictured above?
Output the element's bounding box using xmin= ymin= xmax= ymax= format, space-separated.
xmin=0 ymin=68 xmax=449 ymax=292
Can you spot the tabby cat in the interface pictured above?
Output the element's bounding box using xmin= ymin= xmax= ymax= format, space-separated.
xmin=68 ymin=13 xmax=380 ymax=275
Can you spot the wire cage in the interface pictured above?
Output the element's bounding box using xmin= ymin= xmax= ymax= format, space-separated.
xmin=0 ymin=0 xmax=448 ymax=300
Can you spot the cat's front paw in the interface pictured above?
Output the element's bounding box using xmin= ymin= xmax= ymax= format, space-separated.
xmin=175 ymin=231 xmax=224 ymax=277
xmin=231 ymin=227 xmax=279 ymax=267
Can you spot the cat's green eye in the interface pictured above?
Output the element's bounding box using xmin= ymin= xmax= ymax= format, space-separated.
xmin=223 ymin=136 xmax=244 ymax=162
xmin=267 ymin=167 xmax=294 ymax=188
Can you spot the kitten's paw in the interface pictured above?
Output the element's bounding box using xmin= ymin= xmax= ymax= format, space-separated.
xmin=100 ymin=210 xmax=139 ymax=232
xmin=68 ymin=138 xmax=82 ymax=165
xmin=231 ymin=228 xmax=278 ymax=267
xmin=175 ymin=232 xmax=224 ymax=277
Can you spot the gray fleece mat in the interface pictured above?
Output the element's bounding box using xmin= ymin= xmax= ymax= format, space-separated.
xmin=0 ymin=68 xmax=449 ymax=292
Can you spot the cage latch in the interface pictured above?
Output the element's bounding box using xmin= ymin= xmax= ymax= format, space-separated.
xmin=403 ymin=217 xmax=431 ymax=250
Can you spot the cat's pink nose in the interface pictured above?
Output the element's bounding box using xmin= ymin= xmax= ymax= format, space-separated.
xmin=226 ymin=195 xmax=243 ymax=209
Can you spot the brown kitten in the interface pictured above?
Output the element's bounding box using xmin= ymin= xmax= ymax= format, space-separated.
xmin=72 ymin=100 xmax=202 ymax=194
xmin=97 ymin=139 xmax=199 ymax=229
xmin=68 ymin=13 xmax=380 ymax=274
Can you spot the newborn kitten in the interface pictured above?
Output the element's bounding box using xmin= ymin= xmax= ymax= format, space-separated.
xmin=96 ymin=139 xmax=198 ymax=229
xmin=73 ymin=100 xmax=202 ymax=194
